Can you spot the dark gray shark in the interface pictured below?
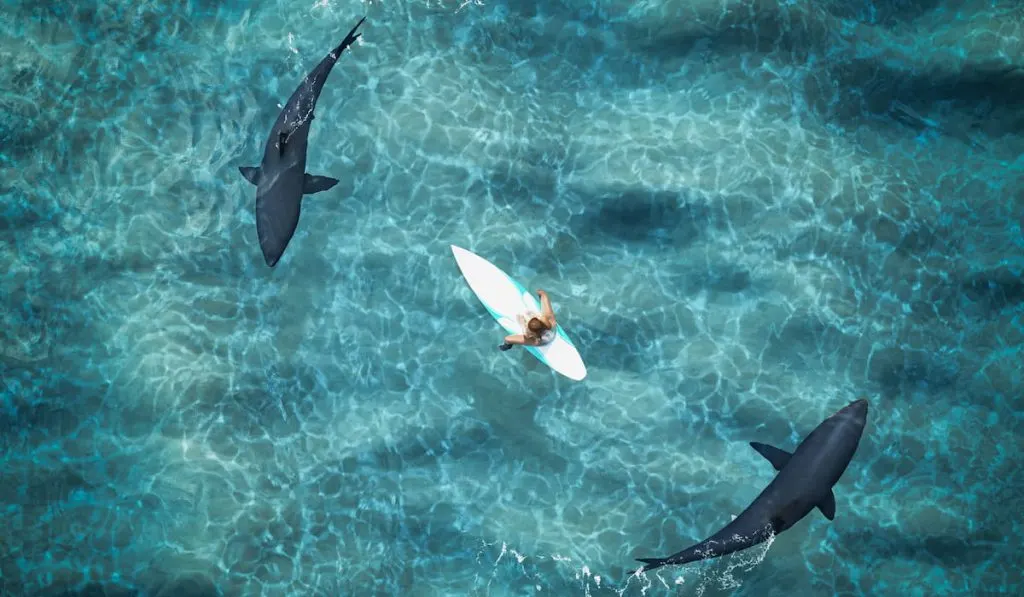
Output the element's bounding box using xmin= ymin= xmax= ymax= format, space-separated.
xmin=239 ymin=16 xmax=365 ymax=267
xmin=635 ymin=398 xmax=869 ymax=572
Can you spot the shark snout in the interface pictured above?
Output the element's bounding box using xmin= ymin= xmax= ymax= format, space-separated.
xmin=839 ymin=398 xmax=868 ymax=424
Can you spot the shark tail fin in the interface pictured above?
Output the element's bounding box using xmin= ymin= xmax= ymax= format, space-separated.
xmin=635 ymin=557 xmax=667 ymax=573
xmin=333 ymin=16 xmax=366 ymax=56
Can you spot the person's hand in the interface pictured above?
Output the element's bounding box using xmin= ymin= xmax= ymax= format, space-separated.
xmin=536 ymin=289 xmax=547 ymax=296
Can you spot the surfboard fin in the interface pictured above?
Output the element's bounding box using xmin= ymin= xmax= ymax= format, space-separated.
xmin=303 ymin=174 xmax=340 ymax=194
xmin=817 ymin=490 xmax=836 ymax=520
xmin=239 ymin=166 xmax=261 ymax=186
xmin=750 ymin=442 xmax=792 ymax=471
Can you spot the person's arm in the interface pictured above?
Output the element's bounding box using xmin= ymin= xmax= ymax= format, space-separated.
xmin=537 ymin=290 xmax=556 ymax=326
xmin=505 ymin=333 xmax=541 ymax=346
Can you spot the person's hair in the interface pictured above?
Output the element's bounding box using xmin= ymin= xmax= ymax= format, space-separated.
xmin=527 ymin=317 xmax=550 ymax=337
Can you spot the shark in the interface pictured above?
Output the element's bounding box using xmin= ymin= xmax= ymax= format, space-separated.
xmin=635 ymin=398 xmax=869 ymax=572
xmin=239 ymin=16 xmax=366 ymax=267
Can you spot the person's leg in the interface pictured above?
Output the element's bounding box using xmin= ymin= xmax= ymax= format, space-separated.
xmin=499 ymin=334 xmax=527 ymax=351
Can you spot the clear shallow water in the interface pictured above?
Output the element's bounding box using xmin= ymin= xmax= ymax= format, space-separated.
xmin=1 ymin=0 xmax=1022 ymax=595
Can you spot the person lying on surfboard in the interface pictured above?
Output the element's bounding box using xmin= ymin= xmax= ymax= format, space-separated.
xmin=499 ymin=289 xmax=557 ymax=351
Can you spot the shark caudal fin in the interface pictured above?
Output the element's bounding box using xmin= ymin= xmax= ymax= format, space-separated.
xmin=332 ymin=16 xmax=366 ymax=57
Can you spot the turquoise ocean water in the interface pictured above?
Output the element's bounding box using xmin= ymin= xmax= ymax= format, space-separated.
xmin=2 ymin=0 xmax=1022 ymax=595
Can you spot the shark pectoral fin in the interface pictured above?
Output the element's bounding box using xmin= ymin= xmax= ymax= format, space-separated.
xmin=239 ymin=166 xmax=261 ymax=185
xmin=817 ymin=490 xmax=836 ymax=521
xmin=303 ymin=174 xmax=340 ymax=195
xmin=750 ymin=442 xmax=793 ymax=471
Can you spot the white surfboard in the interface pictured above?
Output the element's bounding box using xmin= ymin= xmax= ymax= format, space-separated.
xmin=450 ymin=245 xmax=587 ymax=381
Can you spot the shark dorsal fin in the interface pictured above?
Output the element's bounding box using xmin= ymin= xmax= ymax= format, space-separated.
xmin=769 ymin=499 xmax=804 ymax=534
xmin=750 ymin=442 xmax=793 ymax=471
xmin=277 ymin=112 xmax=316 ymax=156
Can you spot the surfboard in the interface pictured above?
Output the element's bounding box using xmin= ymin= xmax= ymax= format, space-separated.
xmin=450 ymin=245 xmax=587 ymax=381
